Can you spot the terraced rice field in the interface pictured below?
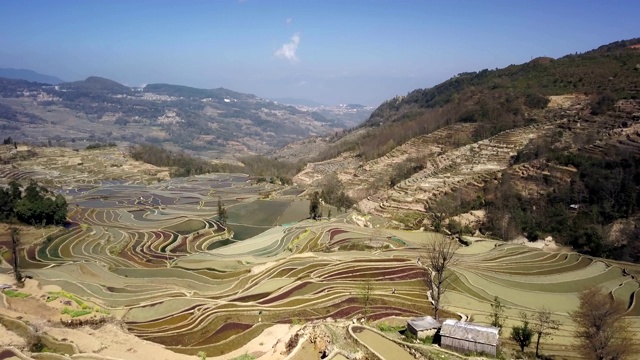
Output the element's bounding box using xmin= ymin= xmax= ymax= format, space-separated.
xmin=1 ymin=147 xmax=640 ymax=359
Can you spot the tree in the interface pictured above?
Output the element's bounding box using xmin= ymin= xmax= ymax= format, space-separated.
xmin=309 ymin=191 xmax=321 ymax=220
xmin=591 ymin=91 xmax=616 ymax=115
xmin=359 ymin=278 xmax=373 ymax=323
xmin=319 ymin=174 xmax=354 ymax=212
xmin=571 ymin=287 xmax=636 ymax=360
xmin=531 ymin=307 xmax=560 ymax=358
xmin=425 ymin=197 xmax=454 ymax=232
xmin=424 ymin=236 xmax=458 ymax=320
xmin=14 ymin=180 xmax=67 ymax=226
xmin=10 ymin=227 xmax=21 ymax=282
xmin=490 ymin=296 xmax=505 ymax=335
xmin=217 ymin=197 xmax=228 ymax=226
xmin=511 ymin=314 xmax=533 ymax=352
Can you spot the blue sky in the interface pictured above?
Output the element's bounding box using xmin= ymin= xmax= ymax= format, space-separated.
xmin=0 ymin=1 xmax=638 ymax=105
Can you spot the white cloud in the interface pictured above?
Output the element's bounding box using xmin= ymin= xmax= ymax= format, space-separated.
xmin=297 ymin=80 xmax=307 ymax=86
xmin=286 ymin=17 xmax=292 ymax=24
xmin=274 ymin=33 xmax=300 ymax=63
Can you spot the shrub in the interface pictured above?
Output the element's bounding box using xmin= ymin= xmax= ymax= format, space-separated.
xmin=4 ymin=290 xmax=31 ymax=298
xmin=377 ymin=323 xmax=405 ymax=332
xmin=590 ymin=92 xmax=616 ymax=115
xmin=61 ymin=307 xmax=93 ymax=318
xmin=524 ymin=92 xmax=550 ymax=109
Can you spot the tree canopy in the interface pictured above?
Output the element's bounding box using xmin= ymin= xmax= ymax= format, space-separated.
xmin=0 ymin=180 xmax=68 ymax=226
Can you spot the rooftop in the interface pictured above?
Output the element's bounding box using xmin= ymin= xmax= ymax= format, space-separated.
xmin=407 ymin=316 xmax=440 ymax=331
xmin=440 ymin=320 xmax=499 ymax=346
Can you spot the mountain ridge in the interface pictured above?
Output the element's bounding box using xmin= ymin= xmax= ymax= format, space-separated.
xmin=0 ymin=68 xmax=65 ymax=85
xmin=0 ymin=75 xmax=351 ymax=155
xmin=287 ymin=37 xmax=640 ymax=263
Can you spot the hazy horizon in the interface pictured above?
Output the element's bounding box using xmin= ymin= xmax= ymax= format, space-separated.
xmin=1 ymin=0 xmax=639 ymax=105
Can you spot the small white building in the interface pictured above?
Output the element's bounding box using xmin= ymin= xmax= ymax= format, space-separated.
xmin=406 ymin=316 xmax=440 ymax=339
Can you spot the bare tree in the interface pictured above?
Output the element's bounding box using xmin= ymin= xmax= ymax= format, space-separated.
xmin=359 ymin=278 xmax=373 ymax=323
xmin=424 ymin=236 xmax=458 ymax=320
xmin=571 ymin=287 xmax=636 ymax=360
xmin=217 ymin=197 xmax=228 ymax=226
xmin=531 ymin=307 xmax=560 ymax=358
xmin=10 ymin=226 xmax=22 ymax=282
xmin=490 ymin=296 xmax=505 ymax=335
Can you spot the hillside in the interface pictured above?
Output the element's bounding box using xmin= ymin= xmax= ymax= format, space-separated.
xmin=293 ymin=38 xmax=640 ymax=263
xmin=0 ymin=76 xmax=348 ymax=155
xmin=0 ymin=68 xmax=65 ymax=84
xmin=270 ymin=97 xmax=325 ymax=107
xmin=367 ymin=38 xmax=640 ymax=127
xmin=59 ymin=76 xmax=132 ymax=94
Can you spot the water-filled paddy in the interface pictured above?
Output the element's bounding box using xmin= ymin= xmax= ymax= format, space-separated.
xmin=16 ymin=164 xmax=640 ymax=359
xmin=227 ymin=200 xmax=292 ymax=226
xmin=351 ymin=326 xmax=414 ymax=360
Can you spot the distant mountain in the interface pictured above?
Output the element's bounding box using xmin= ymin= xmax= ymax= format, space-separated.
xmin=59 ymin=76 xmax=132 ymax=94
xmin=270 ymin=97 xmax=325 ymax=107
xmin=0 ymin=68 xmax=65 ymax=85
xmin=145 ymin=83 xmax=254 ymax=101
xmin=0 ymin=75 xmax=347 ymax=155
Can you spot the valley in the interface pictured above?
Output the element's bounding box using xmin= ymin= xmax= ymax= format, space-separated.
xmin=0 ymin=77 xmax=368 ymax=157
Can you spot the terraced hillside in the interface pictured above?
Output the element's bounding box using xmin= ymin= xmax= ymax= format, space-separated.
xmin=372 ymin=123 xmax=550 ymax=214
xmin=1 ymin=146 xmax=640 ymax=359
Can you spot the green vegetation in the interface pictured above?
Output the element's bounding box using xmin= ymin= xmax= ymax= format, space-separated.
xmin=391 ymin=211 xmax=426 ymax=230
xmin=358 ymin=278 xmax=373 ymax=323
xmin=0 ymin=180 xmax=68 ymax=226
xmin=130 ymin=143 xmax=243 ymax=177
xmin=61 ymin=307 xmax=93 ymax=318
xmin=130 ymin=143 xmax=301 ymax=180
xmin=490 ymin=296 xmax=505 ymax=335
xmin=484 ymin=150 xmax=640 ymax=262
xmin=3 ymin=290 xmax=31 ymax=298
xmin=45 ymin=294 xmax=60 ymax=302
xmin=320 ymin=38 xmax=640 ymax=163
xmin=371 ymin=38 xmax=640 ymax=123
xmin=389 ymin=156 xmax=425 ymax=187
xmin=85 ymin=142 xmax=117 ymax=150
xmin=229 ymin=354 xmax=255 ymax=360
xmin=377 ymin=323 xmax=405 ymax=332
xmin=511 ymin=316 xmax=534 ymax=352
xmin=217 ymin=198 xmax=228 ymax=226
xmin=238 ymin=155 xmax=301 ymax=184
xmin=309 ymin=191 xmax=321 ymax=220
xmin=60 ymin=76 xmax=132 ymax=94
xmin=48 ymin=291 xmax=90 ymax=309
xmin=319 ymin=174 xmax=354 ymax=212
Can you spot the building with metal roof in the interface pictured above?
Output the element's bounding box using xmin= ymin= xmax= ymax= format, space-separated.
xmin=440 ymin=319 xmax=499 ymax=356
